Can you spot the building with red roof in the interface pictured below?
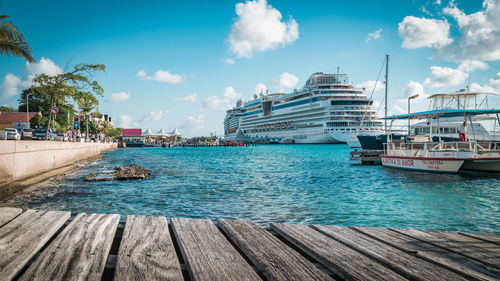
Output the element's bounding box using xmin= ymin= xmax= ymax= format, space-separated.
xmin=0 ymin=112 xmax=41 ymax=130
xmin=121 ymin=128 xmax=142 ymax=136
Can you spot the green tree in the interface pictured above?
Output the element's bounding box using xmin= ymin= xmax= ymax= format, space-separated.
xmin=108 ymin=127 xmax=122 ymax=138
xmin=18 ymin=87 xmax=75 ymax=130
xmin=0 ymin=105 xmax=17 ymax=112
xmin=0 ymin=15 xmax=35 ymax=62
xmin=32 ymin=64 xmax=105 ymax=139
xmin=76 ymin=93 xmax=99 ymax=141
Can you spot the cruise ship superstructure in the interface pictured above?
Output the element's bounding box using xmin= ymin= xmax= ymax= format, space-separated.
xmin=224 ymin=72 xmax=384 ymax=145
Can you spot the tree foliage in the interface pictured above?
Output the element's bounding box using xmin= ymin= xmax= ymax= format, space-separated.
xmin=0 ymin=105 xmax=17 ymax=112
xmin=31 ymin=63 xmax=105 ymax=139
xmin=0 ymin=15 xmax=35 ymax=62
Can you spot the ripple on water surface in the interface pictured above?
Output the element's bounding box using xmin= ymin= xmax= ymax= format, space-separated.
xmin=3 ymin=145 xmax=500 ymax=233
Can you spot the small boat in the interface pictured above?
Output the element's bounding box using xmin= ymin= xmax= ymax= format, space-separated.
xmin=381 ymin=108 xmax=500 ymax=173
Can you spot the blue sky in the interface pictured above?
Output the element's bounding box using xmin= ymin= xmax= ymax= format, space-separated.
xmin=1 ymin=0 xmax=500 ymax=136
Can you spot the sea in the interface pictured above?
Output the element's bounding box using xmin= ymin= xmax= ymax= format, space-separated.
xmin=3 ymin=145 xmax=499 ymax=233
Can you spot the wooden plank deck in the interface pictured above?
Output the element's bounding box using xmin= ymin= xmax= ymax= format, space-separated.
xmin=0 ymin=207 xmax=498 ymax=281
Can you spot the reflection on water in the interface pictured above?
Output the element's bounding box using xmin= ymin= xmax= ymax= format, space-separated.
xmin=2 ymin=145 xmax=499 ymax=233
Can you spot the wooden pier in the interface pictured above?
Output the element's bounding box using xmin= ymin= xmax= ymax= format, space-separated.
xmin=350 ymin=150 xmax=384 ymax=165
xmin=0 ymin=207 xmax=499 ymax=281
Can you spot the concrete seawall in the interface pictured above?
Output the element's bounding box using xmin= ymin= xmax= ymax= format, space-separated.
xmin=0 ymin=140 xmax=117 ymax=187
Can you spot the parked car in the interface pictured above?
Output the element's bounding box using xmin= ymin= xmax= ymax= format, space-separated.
xmin=5 ymin=128 xmax=21 ymax=140
xmin=33 ymin=127 xmax=53 ymax=140
xmin=53 ymin=133 xmax=68 ymax=142
xmin=21 ymin=128 xmax=34 ymax=139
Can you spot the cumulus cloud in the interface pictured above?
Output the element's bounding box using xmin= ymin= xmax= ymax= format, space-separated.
xmin=119 ymin=115 xmax=136 ymax=128
xmin=183 ymin=114 xmax=206 ymax=130
xmin=138 ymin=110 xmax=166 ymax=122
xmin=398 ymin=16 xmax=452 ymax=49
xmin=356 ymin=80 xmax=384 ymax=93
xmin=177 ymin=93 xmax=197 ymax=102
xmin=224 ymin=58 xmax=235 ymax=64
xmin=469 ymin=72 xmax=500 ymax=93
xmin=423 ymin=66 xmax=469 ymax=88
xmin=137 ymin=69 xmax=184 ymax=84
xmin=394 ymin=104 xmax=406 ymax=114
xmin=457 ymin=59 xmax=489 ymax=72
xmin=1 ymin=57 xmax=63 ymax=99
xmin=228 ymin=0 xmax=299 ymax=58
xmin=107 ymin=92 xmax=130 ymax=103
xmin=442 ymin=0 xmax=500 ymax=61
xmin=273 ymin=72 xmax=298 ymax=90
xmin=203 ymin=86 xmax=242 ymax=111
xmin=404 ymin=81 xmax=425 ymax=98
xmin=254 ymin=83 xmax=267 ymax=94
xmin=366 ymin=28 xmax=382 ymax=42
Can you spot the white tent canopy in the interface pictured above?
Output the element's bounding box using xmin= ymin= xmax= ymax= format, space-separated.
xmin=142 ymin=128 xmax=182 ymax=137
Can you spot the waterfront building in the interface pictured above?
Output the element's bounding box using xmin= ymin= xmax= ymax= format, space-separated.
xmin=224 ymin=72 xmax=383 ymax=145
xmin=0 ymin=112 xmax=41 ymax=130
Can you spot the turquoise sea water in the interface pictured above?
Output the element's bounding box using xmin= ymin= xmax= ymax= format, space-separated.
xmin=3 ymin=145 xmax=500 ymax=233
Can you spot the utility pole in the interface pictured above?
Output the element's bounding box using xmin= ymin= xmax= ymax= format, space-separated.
xmin=384 ymin=54 xmax=389 ymax=133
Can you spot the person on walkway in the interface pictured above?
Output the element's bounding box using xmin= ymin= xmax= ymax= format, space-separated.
xmin=459 ymin=121 xmax=467 ymax=141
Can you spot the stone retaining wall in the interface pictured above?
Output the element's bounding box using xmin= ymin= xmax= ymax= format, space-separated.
xmin=0 ymin=140 xmax=117 ymax=184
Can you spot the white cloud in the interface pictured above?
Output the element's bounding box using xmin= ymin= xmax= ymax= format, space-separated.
xmin=398 ymin=16 xmax=453 ymax=49
xmin=119 ymin=115 xmax=136 ymax=128
xmin=273 ymin=72 xmax=298 ymax=90
xmin=469 ymin=82 xmax=495 ymax=92
xmin=404 ymin=81 xmax=425 ymax=98
xmin=183 ymin=114 xmax=206 ymax=130
xmin=423 ymin=66 xmax=469 ymax=88
xmin=203 ymin=86 xmax=242 ymax=111
xmin=139 ymin=110 xmax=165 ymax=122
xmin=137 ymin=69 xmax=184 ymax=84
xmin=442 ymin=0 xmax=500 ymax=61
xmin=254 ymin=83 xmax=267 ymax=94
xmin=470 ymin=72 xmax=500 ymax=93
xmin=366 ymin=28 xmax=382 ymax=42
xmin=457 ymin=59 xmax=489 ymax=72
xmin=1 ymin=74 xmax=22 ymax=98
xmin=1 ymin=57 xmax=63 ymax=99
xmin=394 ymin=104 xmax=406 ymax=114
xmin=107 ymin=92 xmax=130 ymax=103
xmin=356 ymin=80 xmax=384 ymax=93
xmin=228 ymin=0 xmax=299 ymax=58
xmin=435 ymin=0 xmax=441 ymax=5
xmin=177 ymin=93 xmax=197 ymax=102
xmin=224 ymin=58 xmax=235 ymax=65
xmin=223 ymin=86 xmax=241 ymax=100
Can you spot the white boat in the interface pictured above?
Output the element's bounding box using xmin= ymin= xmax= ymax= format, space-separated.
xmin=223 ymin=72 xmax=384 ymax=144
xmin=382 ymin=108 xmax=500 ymax=173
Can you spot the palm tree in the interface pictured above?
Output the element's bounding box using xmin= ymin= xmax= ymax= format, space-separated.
xmin=0 ymin=15 xmax=35 ymax=62
xmin=77 ymin=97 xmax=98 ymax=141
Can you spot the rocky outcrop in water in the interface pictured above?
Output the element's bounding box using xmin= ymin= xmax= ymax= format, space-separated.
xmin=84 ymin=164 xmax=151 ymax=181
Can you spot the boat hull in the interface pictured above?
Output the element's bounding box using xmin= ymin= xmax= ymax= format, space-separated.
xmin=380 ymin=155 xmax=464 ymax=173
xmin=460 ymin=159 xmax=500 ymax=172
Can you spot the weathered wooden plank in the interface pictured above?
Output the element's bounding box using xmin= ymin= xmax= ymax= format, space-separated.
xmin=171 ymin=218 xmax=262 ymax=281
xmin=270 ymin=223 xmax=406 ymax=281
xmin=19 ymin=213 xmax=120 ymax=281
xmin=460 ymin=233 xmax=500 ymax=246
xmin=313 ymin=225 xmax=469 ymax=281
xmin=218 ymin=219 xmax=333 ymax=281
xmin=354 ymin=226 xmax=500 ymax=281
xmin=393 ymin=228 xmax=500 ymax=269
xmin=0 ymin=207 xmax=23 ymax=227
xmin=0 ymin=209 xmax=70 ymax=281
xmin=114 ymin=215 xmax=183 ymax=281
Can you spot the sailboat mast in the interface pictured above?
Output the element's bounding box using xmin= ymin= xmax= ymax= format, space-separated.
xmin=385 ymin=54 xmax=389 ymax=133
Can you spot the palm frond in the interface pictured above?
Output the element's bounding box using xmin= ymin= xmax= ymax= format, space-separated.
xmin=0 ymin=15 xmax=35 ymax=62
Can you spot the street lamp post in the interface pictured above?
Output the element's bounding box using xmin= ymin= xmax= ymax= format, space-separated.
xmin=26 ymin=93 xmax=31 ymax=128
xmin=408 ymin=94 xmax=419 ymax=135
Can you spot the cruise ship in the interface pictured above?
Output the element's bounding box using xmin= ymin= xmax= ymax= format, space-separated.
xmin=224 ymin=72 xmax=384 ymax=146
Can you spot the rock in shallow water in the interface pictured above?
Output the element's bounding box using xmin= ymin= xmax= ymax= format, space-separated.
xmin=83 ymin=164 xmax=151 ymax=181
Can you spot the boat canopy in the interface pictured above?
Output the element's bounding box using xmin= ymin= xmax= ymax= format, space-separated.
xmin=383 ymin=109 xmax=500 ymax=120
xmin=427 ymin=91 xmax=498 ymax=99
